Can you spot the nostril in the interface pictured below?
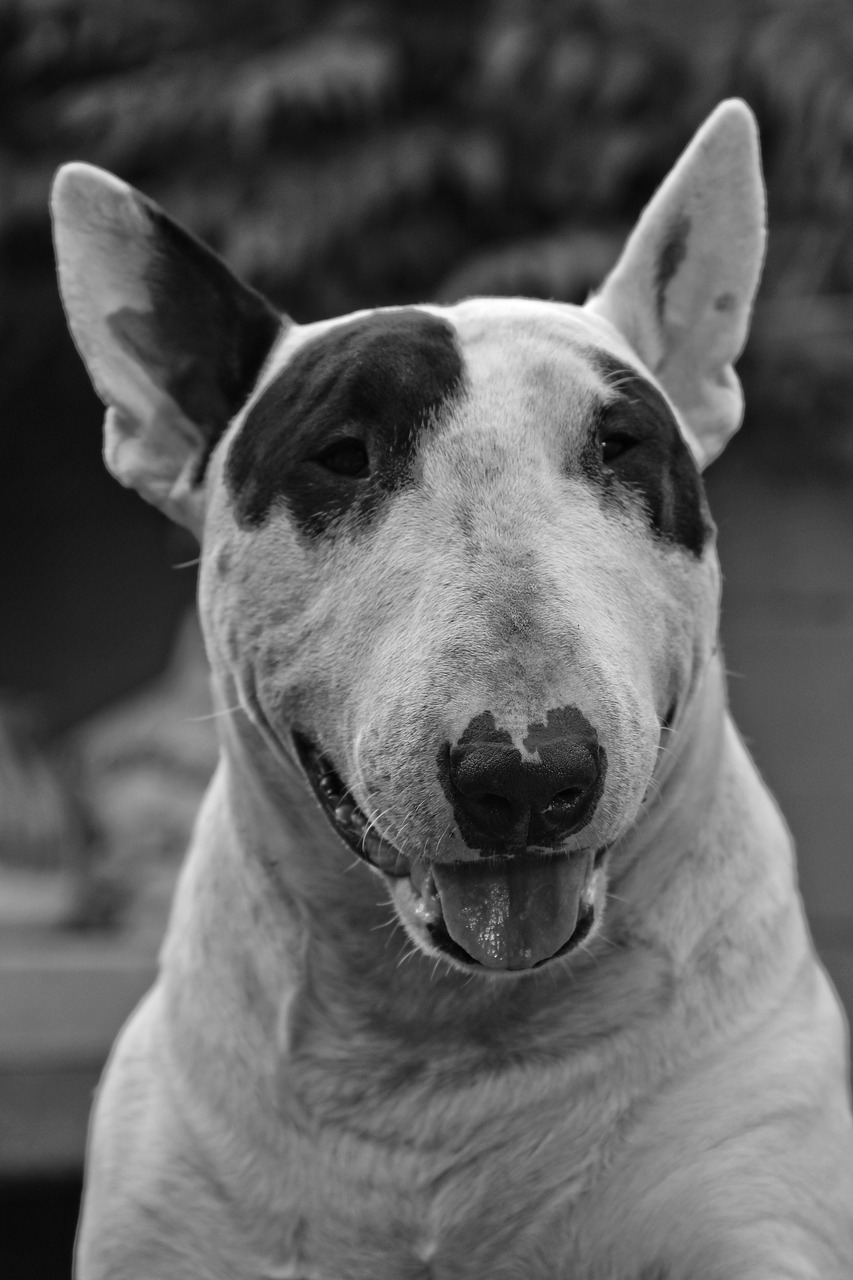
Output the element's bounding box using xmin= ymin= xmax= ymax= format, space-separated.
xmin=547 ymin=788 xmax=585 ymax=811
xmin=457 ymin=791 xmax=518 ymax=831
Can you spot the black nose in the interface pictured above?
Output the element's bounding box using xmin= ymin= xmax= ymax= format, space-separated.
xmin=443 ymin=708 xmax=606 ymax=849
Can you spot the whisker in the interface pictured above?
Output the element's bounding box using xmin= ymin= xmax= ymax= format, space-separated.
xmin=642 ymin=776 xmax=665 ymax=806
xmin=588 ymin=929 xmax=623 ymax=954
xmin=370 ymin=914 xmax=398 ymax=932
xmin=395 ymin=945 xmax=420 ymax=971
xmin=187 ymin=705 xmax=244 ymax=722
xmin=387 ymin=800 xmax=426 ymax=854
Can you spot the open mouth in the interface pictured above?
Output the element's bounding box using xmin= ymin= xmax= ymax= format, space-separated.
xmin=413 ymin=854 xmax=598 ymax=970
xmin=294 ymin=733 xmax=604 ymax=972
xmin=294 ymin=732 xmax=412 ymax=874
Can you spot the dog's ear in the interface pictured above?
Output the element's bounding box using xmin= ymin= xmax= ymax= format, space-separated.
xmin=51 ymin=164 xmax=284 ymax=535
xmin=586 ymin=99 xmax=765 ymax=469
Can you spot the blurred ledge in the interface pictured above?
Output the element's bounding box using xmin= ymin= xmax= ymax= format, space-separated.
xmin=0 ymin=951 xmax=156 ymax=1068
xmin=0 ymin=1070 xmax=99 ymax=1177
xmin=0 ymin=954 xmax=154 ymax=1178
xmin=0 ymin=947 xmax=157 ymax=1177
xmin=0 ymin=864 xmax=169 ymax=1176
xmin=0 ymin=933 xmax=157 ymax=1176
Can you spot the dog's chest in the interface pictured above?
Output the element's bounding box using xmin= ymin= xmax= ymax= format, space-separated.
xmin=262 ymin=1053 xmax=634 ymax=1280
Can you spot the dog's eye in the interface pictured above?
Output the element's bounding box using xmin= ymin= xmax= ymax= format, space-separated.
xmin=315 ymin=438 xmax=370 ymax=478
xmin=600 ymin=432 xmax=638 ymax=465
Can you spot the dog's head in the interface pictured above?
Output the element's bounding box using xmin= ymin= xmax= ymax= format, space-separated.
xmin=51 ymin=101 xmax=764 ymax=976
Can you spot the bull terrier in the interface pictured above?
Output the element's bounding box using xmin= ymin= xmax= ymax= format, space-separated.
xmin=52 ymin=99 xmax=853 ymax=1279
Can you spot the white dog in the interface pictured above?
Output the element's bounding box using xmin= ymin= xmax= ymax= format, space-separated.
xmin=53 ymin=99 xmax=853 ymax=1278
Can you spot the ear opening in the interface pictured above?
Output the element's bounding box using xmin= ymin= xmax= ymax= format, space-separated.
xmin=586 ymin=99 xmax=766 ymax=469
xmin=51 ymin=163 xmax=285 ymax=533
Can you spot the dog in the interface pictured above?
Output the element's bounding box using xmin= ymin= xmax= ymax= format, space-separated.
xmin=52 ymin=99 xmax=853 ymax=1278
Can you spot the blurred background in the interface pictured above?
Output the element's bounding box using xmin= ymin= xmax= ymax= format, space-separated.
xmin=2 ymin=0 xmax=853 ymax=1274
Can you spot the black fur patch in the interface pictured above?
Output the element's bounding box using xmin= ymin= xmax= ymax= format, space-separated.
xmin=108 ymin=202 xmax=282 ymax=480
xmin=655 ymin=212 xmax=691 ymax=320
xmin=584 ymin=352 xmax=710 ymax=557
xmin=226 ymin=309 xmax=464 ymax=533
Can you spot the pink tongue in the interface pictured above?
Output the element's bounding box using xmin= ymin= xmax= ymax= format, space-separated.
xmin=432 ymin=852 xmax=593 ymax=970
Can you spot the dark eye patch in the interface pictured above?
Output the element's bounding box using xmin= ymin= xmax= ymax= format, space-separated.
xmin=584 ymin=351 xmax=710 ymax=557
xmin=226 ymin=308 xmax=464 ymax=534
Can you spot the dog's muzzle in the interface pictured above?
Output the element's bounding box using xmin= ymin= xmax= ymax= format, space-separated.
xmin=294 ymin=732 xmax=607 ymax=973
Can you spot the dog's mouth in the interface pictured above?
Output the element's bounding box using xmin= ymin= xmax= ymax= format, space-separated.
xmin=294 ymin=732 xmax=413 ymax=876
xmin=409 ymin=853 xmax=599 ymax=971
xmin=294 ymin=733 xmax=604 ymax=973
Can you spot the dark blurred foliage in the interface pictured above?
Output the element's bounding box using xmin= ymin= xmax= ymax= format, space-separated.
xmin=4 ymin=0 xmax=853 ymax=472
xmin=1 ymin=0 xmax=687 ymax=315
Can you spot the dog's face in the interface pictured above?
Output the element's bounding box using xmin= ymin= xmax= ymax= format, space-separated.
xmin=200 ymin=299 xmax=719 ymax=971
xmin=51 ymin=101 xmax=765 ymax=975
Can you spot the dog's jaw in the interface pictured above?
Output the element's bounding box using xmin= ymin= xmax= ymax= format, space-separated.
xmin=294 ymin=730 xmax=610 ymax=976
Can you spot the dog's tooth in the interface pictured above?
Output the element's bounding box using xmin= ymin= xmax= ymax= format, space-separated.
xmin=410 ymin=862 xmax=441 ymax=922
xmin=334 ymin=801 xmax=356 ymax=825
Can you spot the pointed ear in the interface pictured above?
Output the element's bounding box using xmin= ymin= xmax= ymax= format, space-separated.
xmin=51 ymin=163 xmax=284 ymax=535
xmin=586 ymin=100 xmax=766 ymax=469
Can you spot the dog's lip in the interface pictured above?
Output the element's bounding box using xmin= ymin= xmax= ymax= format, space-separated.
xmin=294 ymin=732 xmax=412 ymax=876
